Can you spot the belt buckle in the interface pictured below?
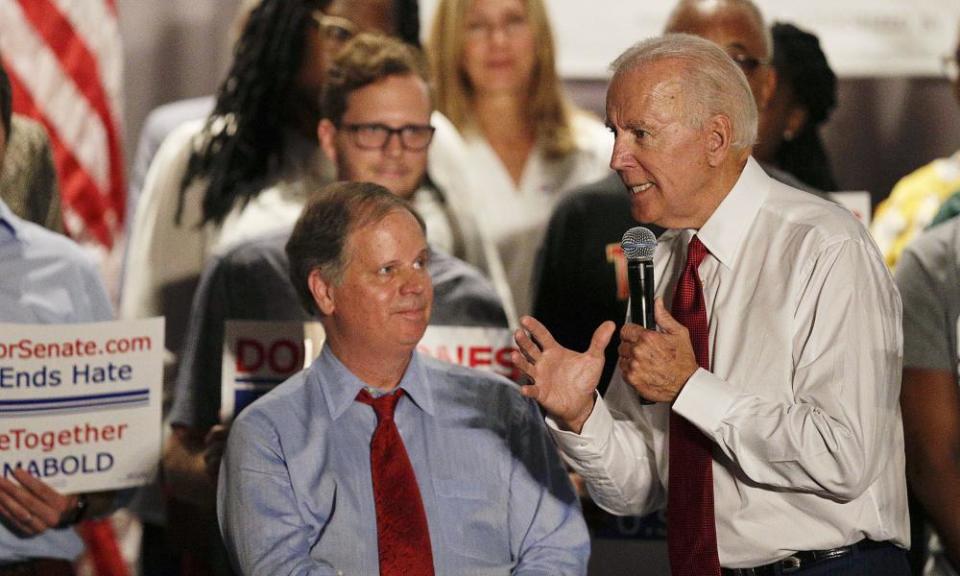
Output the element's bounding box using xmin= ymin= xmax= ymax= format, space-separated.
xmin=781 ymin=555 xmax=802 ymax=574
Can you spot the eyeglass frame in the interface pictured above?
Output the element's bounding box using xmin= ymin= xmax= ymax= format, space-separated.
xmin=311 ymin=11 xmax=359 ymax=48
xmin=728 ymin=52 xmax=770 ymax=75
xmin=464 ymin=12 xmax=530 ymax=41
xmin=339 ymin=123 xmax=437 ymax=151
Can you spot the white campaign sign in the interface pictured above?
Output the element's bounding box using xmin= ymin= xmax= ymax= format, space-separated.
xmin=221 ymin=321 xmax=517 ymax=420
xmin=220 ymin=320 xmax=327 ymax=422
xmin=0 ymin=318 xmax=164 ymax=494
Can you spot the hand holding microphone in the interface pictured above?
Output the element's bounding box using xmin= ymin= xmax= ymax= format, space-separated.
xmin=618 ymin=227 xmax=699 ymax=404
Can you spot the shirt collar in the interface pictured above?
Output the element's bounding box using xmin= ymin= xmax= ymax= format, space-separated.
xmin=0 ymin=198 xmax=21 ymax=241
xmin=694 ymin=156 xmax=769 ymax=270
xmin=314 ymin=345 xmax=436 ymax=420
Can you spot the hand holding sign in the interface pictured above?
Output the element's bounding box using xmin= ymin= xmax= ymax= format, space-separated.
xmin=0 ymin=469 xmax=79 ymax=535
xmin=512 ymin=316 xmax=615 ymax=434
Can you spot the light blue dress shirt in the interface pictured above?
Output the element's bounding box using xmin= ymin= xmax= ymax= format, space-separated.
xmin=0 ymin=198 xmax=113 ymax=562
xmin=219 ymin=346 xmax=589 ymax=575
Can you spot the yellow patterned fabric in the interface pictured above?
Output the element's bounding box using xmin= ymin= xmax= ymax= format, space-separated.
xmin=0 ymin=115 xmax=62 ymax=233
xmin=870 ymin=152 xmax=960 ymax=269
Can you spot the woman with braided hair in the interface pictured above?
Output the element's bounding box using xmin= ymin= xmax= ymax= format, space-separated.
xmin=121 ymin=0 xmax=399 ymax=381
xmin=754 ymin=21 xmax=839 ymax=192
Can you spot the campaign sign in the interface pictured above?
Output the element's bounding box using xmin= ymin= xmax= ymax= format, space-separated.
xmin=416 ymin=326 xmax=517 ymax=381
xmin=222 ymin=321 xmax=518 ymax=420
xmin=221 ymin=320 xmax=326 ymax=422
xmin=0 ymin=318 xmax=164 ymax=494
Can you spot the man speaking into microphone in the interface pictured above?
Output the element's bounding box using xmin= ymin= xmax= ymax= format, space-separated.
xmin=513 ymin=34 xmax=910 ymax=576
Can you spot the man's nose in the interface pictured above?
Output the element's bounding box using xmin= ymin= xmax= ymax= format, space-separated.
xmin=383 ymin=131 xmax=404 ymax=157
xmin=400 ymin=267 xmax=429 ymax=294
xmin=610 ymin=139 xmax=637 ymax=172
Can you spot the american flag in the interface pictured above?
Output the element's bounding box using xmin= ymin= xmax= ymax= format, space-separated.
xmin=0 ymin=0 xmax=125 ymax=251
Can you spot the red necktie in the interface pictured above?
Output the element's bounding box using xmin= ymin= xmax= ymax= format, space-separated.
xmin=667 ymin=235 xmax=721 ymax=576
xmin=356 ymin=389 xmax=435 ymax=576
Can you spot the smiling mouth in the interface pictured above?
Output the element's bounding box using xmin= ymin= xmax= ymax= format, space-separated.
xmin=396 ymin=306 xmax=427 ymax=318
xmin=630 ymin=183 xmax=654 ymax=195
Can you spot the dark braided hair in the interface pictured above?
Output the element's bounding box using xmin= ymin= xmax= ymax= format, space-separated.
xmin=178 ymin=0 xmax=331 ymax=226
xmin=771 ymin=22 xmax=839 ymax=191
xmin=394 ymin=0 xmax=421 ymax=47
xmin=0 ymin=59 xmax=11 ymax=143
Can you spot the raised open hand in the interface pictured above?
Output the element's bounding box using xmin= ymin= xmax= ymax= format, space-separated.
xmin=513 ymin=316 xmax=616 ymax=433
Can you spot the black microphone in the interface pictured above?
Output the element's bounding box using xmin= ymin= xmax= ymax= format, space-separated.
xmin=620 ymin=226 xmax=657 ymax=329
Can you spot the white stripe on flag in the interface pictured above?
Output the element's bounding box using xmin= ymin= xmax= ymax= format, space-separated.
xmin=0 ymin=0 xmax=110 ymax=191
xmin=52 ymin=0 xmax=124 ymax=122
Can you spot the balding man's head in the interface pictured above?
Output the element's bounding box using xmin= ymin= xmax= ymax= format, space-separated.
xmin=664 ymin=0 xmax=775 ymax=110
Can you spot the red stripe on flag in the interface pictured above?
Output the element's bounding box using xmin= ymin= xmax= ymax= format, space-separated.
xmin=78 ymin=518 xmax=130 ymax=576
xmin=15 ymin=0 xmax=125 ymax=244
xmin=8 ymin=67 xmax=112 ymax=245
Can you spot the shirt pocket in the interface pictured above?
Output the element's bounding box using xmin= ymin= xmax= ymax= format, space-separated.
xmin=432 ymin=477 xmax=510 ymax=565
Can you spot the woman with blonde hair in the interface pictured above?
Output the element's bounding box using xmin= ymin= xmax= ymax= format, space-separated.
xmin=428 ymin=0 xmax=612 ymax=316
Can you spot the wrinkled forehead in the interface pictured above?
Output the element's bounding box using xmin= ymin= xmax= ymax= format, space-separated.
xmin=607 ymin=61 xmax=691 ymax=121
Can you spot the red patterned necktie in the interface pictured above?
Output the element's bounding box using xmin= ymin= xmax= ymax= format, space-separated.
xmin=356 ymin=389 xmax=435 ymax=576
xmin=667 ymin=235 xmax=721 ymax=576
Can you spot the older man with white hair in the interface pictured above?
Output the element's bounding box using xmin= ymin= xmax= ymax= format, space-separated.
xmin=514 ymin=34 xmax=910 ymax=576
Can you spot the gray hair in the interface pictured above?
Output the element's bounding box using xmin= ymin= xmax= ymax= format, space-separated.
xmin=611 ymin=33 xmax=758 ymax=151
xmin=285 ymin=181 xmax=426 ymax=315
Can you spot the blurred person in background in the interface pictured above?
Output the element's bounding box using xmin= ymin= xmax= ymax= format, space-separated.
xmin=871 ymin=23 xmax=960 ymax=269
xmin=754 ymin=21 xmax=839 ymax=192
xmin=897 ymin=216 xmax=960 ymax=576
xmin=0 ymin=114 xmax=61 ymax=234
xmin=427 ymin=0 xmax=613 ymax=317
xmin=121 ymin=0 xmax=402 ymax=392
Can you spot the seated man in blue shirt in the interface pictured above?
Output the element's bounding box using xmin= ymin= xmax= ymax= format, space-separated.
xmin=218 ymin=181 xmax=588 ymax=575
xmin=0 ymin=62 xmax=117 ymax=574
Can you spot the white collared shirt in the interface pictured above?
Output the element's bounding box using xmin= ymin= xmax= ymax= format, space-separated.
xmin=550 ymin=157 xmax=909 ymax=569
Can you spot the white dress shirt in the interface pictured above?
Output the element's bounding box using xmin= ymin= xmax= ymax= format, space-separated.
xmin=550 ymin=157 xmax=909 ymax=569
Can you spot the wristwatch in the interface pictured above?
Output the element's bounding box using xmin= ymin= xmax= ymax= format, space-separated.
xmin=60 ymin=494 xmax=89 ymax=527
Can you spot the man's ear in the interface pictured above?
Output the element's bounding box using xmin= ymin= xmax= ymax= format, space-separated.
xmin=308 ymin=268 xmax=335 ymax=316
xmin=784 ymin=105 xmax=809 ymax=142
xmin=318 ymin=119 xmax=339 ymax=166
xmin=705 ymin=114 xmax=733 ymax=167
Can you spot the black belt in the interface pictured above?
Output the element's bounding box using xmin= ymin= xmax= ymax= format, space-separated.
xmin=0 ymin=558 xmax=74 ymax=576
xmin=721 ymin=540 xmax=894 ymax=576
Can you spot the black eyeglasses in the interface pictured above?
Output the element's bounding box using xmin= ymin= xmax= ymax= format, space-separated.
xmin=341 ymin=123 xmax=436 ymax=151
xmin=728 ymin=52 xmax=768 ymax=75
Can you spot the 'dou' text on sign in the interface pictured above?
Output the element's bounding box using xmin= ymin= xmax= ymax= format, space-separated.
xmin=0 ymin=319 xmax=164 ymax=494
xmin=221 ymin=321 xmax=518 ymax=421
